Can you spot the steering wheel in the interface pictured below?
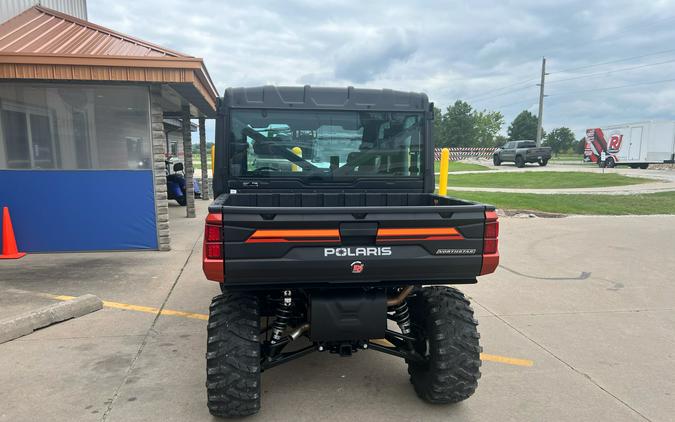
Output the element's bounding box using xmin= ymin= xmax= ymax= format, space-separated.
xmin=251 ymin=166 xmax=280 ymax=173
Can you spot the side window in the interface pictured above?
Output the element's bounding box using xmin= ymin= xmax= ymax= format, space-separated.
xmin=504 ymin=142 xmax=512 ymax=149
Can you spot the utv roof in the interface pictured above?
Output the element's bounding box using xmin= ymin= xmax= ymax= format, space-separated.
xmin=222 ymin=85 xmax=430 ymax=112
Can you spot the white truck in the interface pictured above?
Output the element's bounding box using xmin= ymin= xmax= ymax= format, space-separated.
xmin=585 ymin=121 xmax=675 ymax=168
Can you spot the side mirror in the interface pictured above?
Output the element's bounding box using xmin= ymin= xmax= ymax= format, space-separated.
xmin=173 ymin=162 xmax=184 ymax=172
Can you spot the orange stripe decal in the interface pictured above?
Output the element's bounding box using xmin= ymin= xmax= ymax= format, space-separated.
xmin=378 ymin=228 xmax=460 ymax=236
xmin=246 ymin=229 xmax=341 ymax=243
xmin=377 ymin=227 xmax=463 ymax=242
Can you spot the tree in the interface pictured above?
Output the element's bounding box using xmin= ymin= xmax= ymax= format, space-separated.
xmin=473 ymin=110 xmax=504 ymax=147
xmin=544 ymin=127 xmax=576 ymax=155
xmin=574 ymin=136 xmax=587 ymax=154
xmin=439 ymin=100 xmax=476 ymax=147
xmin=507 ymin=110 xmax=539 ymax=141
xmin=432 ymin=106 xmax=444 ymax=147
xmin=433 ymin=100 xmax=504 ymax=147
xmin=493 ymin=134 xmax=508 ymax=148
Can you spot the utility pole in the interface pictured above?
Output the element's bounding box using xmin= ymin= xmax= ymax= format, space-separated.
xmin=536 ymin=57 xmax=547 ymax=147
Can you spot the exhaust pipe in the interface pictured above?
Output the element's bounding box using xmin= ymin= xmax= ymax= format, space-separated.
xmin=289 ymin=323 xmax=310 ymax=341
xmin=387 ymin=286 xmax=414 ymax=307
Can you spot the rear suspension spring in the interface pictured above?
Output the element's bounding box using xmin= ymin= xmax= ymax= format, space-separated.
xmin=390 ymin=301 xmax=411 ymax=335
xmin=271 ymin=290 xmax=293 ymax=344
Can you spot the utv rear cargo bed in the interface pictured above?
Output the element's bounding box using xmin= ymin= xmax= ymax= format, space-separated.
xmin=207 ymin=193 xmax=493 ymax=288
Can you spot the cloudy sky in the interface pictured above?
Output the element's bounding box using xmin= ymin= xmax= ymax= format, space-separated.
xmin=89 ymin=0 xmax=675 ymax=139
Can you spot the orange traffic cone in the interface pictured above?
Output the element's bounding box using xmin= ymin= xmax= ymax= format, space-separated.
xmin=1 ymin=207 xmax=26 ymax=259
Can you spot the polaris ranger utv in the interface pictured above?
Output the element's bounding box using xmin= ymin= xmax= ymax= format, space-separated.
xmin=202 ymin=86 xmax=499 ymax=417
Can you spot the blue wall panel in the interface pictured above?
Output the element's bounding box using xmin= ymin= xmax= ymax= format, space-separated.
xmin=0 ymin=170 xmax=157 ymax=252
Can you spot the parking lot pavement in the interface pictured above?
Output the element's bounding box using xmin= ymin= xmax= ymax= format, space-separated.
xmin=1 ymin=204 xmax=674 ymax=421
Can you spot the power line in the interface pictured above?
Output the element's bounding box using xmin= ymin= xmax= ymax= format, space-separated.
xmin=464 ymin=76 xmax=539 ymax=102
xmin=548 ymin=77 xmax=675 ymax=97
xmin=449 ymin=14 xmax=675 ymax=104
xmin=493 ymin=97 xmax=540 ymax=109
xmin=547 ymin=58 xmax=675 ymax=84
xmin=468 ymin=83 xmax=538 ymax=103
xmin=551 ymin=48 xmax=675 ymax=75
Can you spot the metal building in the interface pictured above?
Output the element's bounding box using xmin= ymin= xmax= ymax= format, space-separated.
xmin=0 ymin=6 xmax=217 ymax=252
xmin=0 ymin=0 xmax=87 ymax=22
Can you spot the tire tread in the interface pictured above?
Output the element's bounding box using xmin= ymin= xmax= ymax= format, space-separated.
xmin=206 ymin=292 xmax=261 ymax=417
xmin=407 ymin=286 xmax=482 ymax=404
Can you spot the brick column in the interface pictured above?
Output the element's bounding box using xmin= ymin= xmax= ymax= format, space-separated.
xmin=150 ymin=86 xmax=170 ymax=251
xmin=198 ymin=116 xmax=210 ymax=200
xmin=182 ymin=104 xmax=196 ymax=218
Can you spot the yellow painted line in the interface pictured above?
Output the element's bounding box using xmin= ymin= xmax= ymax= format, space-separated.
xmin=480 ymin=353 xmax=533 ymax=367
xmin=51 ymin=294 xmax=77 ymax=301
xmin=371 ymin=338 xmax=533 ymax=367
xmin=51 ymin=294 xmax=208 ymax=321
xmin=50 ymin=293 xmax=534 ymax=367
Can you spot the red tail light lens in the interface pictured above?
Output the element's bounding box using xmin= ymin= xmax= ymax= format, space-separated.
xmin=480 ymin=210 xmax=499 ymax=275
xmin=203 ymin=212 xmax=224 ymax=282
xmin=206 ymin=225 xmax=221 ymax=242
xmin=484 ymin=220 xmax=499 ymax=239
xmin=483 ymin=238 xmax=498 ymax=254
xmin=206 ymin=243 xmax=222 ymax=259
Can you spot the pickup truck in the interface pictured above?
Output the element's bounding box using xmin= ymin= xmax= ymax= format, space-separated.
xmin=493 ymin=140 xmax=552 ymax=167
xmin=202 ymin=86 xmax=499 ymax=417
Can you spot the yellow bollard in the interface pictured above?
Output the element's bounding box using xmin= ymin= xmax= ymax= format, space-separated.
xmin=211 ymin=145 xmax=215 ymax=173
xmin=439 ymin=148 xmax=449 ymax=195
xmin=291 ymin=147 xmax=302 ymax=172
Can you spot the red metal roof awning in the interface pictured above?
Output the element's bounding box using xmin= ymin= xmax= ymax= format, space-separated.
xmin=0 ymin=6 xmax=219 ymax=116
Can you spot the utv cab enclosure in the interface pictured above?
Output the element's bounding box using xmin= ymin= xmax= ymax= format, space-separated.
xmin=202 ymin=86 xmax=499 ymax=417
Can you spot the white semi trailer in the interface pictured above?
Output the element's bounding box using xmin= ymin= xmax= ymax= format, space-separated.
xmin=585 ymin=121 xmax=675 ymax=168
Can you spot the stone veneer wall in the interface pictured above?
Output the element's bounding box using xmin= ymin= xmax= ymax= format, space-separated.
xmin=181 ymin=104 xmax=196 ymax=218
xmin=150 ymin=86 xmax=170 ymax=251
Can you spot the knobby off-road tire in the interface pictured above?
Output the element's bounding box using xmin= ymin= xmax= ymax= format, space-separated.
xmin=493 ymin=155 xmax=501 ymax=166
xmin=206 ymin=293 xmax=261 ymax=417
xmin=407 ymin=286 xmax=481 ymax=404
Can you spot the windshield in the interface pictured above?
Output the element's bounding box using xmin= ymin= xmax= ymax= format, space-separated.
xmin=229 ymin=109 xmax=424 ymax=180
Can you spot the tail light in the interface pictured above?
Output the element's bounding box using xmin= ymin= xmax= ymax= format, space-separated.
xmin=203 ymin=212 xmax=224 ymax=281
xmin=480 ymin=210 xmax=499 ymax=275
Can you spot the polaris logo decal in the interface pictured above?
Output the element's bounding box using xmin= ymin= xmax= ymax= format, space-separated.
xmin=324 ymin=247 xmax=392 ymax=257
xmin=350 ymin=261 xmax=365 ymax=274
xmin=435 ymin=248 xmax=476 ymax=255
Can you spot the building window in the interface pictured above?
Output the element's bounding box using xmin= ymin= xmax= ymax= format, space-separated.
xmin=0 ymin=84 xmax=151 ymax=170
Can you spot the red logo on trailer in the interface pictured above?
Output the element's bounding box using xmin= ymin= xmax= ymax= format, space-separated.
xmin=608 ymin=133 xmax=623 ymax=153
xmin=350 ymin=261 xmax=364 ymax=274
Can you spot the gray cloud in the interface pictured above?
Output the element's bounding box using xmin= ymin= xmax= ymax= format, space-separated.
xmin=333 ymin=27 xmax=418 ymax=83
xmin=89 ymin=0 xmax=675 ymax=138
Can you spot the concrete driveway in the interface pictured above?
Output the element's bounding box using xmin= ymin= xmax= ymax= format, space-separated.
xmin=1 ymin=202 xmax=674 ymax=422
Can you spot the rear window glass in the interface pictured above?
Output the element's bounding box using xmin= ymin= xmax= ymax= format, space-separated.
xmin=228 ymin=109 xmax=424 ymax=181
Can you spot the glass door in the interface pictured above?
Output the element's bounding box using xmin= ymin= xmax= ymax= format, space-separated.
xmin=1 ymin=108 xmax=55 ymax=169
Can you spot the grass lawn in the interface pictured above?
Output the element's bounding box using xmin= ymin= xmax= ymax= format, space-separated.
xmin=549 ymin=153 xmax=584 ymax=161
xmin=434 ymin=161 xmax=490 ymax=173
xmin=193 ymin=161 xmax=211 ymax=170
xmin=445 ymin=171 xmax=651 ymax=189
xmin=446 ymin=190 xmax=675 ymax=215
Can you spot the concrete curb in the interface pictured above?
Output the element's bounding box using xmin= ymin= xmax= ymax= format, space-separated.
xmin=0 ymin=294 xmax=103 ymax=344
